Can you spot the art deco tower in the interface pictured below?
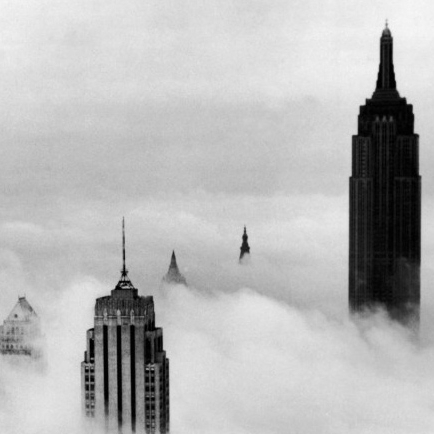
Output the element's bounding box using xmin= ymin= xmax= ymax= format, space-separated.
xmin=82 ymin=220 xmax=170 ymax=433
xmin=349 ymin=24 xmax=421 ymax=325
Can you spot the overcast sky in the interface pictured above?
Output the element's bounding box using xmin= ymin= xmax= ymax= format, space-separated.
xmin=1 ymin=0 xmax=434 ymax=433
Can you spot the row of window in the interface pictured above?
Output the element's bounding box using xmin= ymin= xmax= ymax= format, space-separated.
xmin=1 ymin=344 xmax=27 ymax=350
xmin=4 ymin=327 xmax=25 ymax=335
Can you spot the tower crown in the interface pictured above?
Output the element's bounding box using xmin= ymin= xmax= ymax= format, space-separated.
xmin=239 ymin=225 xmax=250 ymax=262
xmin=373 ymin=22 xmax=400 ymax=100
xmin=382 ymin=20 xmax=391 ymax=37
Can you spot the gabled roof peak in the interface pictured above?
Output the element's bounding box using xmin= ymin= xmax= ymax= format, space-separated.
xmin=5 ymin=296 xmax=38 ymax=322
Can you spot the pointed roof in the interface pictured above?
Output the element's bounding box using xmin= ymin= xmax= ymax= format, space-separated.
xmin=170 ymin=250 xmax=177 ymax=269
xmin=5 ymin=297 xmax=38 ymax=322
xmin=372 ymin=22 xmax=400 ymax=100
xmin=163 ymin=250 xmax=187 ymax=285
xmin=239 ymin=225 xmax=250 ymax=262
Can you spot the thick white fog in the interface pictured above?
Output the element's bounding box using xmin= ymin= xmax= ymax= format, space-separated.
xmin=2 ymin=260 xmax=434 ymax=434
xmin=1 ymin=195 xmax=434 ymax=433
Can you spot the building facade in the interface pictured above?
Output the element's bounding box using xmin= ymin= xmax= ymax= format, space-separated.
xmin=349 ymin=24 xmax=421 ymax=325
xmin=82 ymin=223 xmax=170 ymax=433
xmin=0 ymin=296 xmax=42 ymax=357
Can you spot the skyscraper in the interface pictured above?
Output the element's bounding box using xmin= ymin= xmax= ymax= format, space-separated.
xmin=82 ymin=220 xmax=170 ymax=433
xmin=0 ymin=296 xmax=42 ymax=358
xmin=162 ymin=251 xmax=187 ymax=286
xmin=349 ymin=24 xmax=421 ymax=326
xmin=239 ymin=226 xmax=250 ymax=263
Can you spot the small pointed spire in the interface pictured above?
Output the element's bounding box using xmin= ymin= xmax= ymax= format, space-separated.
xmin=170 ymin=250 xmax=177 ymax=268
xmin=239 ymin=225 xmax=250 ymax=262
xmin=163 ymin=250 xmax=187 ymax=285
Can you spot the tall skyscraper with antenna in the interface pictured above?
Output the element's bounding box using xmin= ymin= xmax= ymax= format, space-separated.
xmin=82 ymin=220 xmax=170 ymax=433
xmin=349 ymin=23 xmax=421 ymax=326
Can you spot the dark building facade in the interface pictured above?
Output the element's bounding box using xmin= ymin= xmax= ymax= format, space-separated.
xmin=349 ymin=24 xmax=421 ymax=326
xmin=162 ymin=251 xmax=187 ymax=286
xmin=239 ymin=226 xmax=250 ymax=263
xmin=82 ymin=222 xmax=170 ymax=433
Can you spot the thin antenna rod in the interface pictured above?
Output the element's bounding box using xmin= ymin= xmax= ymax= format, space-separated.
xmin=122 ymin=217 xmax=126 ymax=275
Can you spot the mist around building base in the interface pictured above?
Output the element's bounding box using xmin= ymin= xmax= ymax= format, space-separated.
xmin=0 ymin=252 xmax=433 ymax=434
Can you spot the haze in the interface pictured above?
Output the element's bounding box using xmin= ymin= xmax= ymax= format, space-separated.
xmin=1 ymin=0 xmax=434 ymax=433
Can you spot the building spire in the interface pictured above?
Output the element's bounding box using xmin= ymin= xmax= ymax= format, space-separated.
xmin=170 ymin=250 xmax=177 ymax=268
xmin=239 ymin=225 xmax=250 ymax=262
xmin=115 ymin=218 xmax=136 ymax=291
xmin=373 ymin=22 xmax=400 ymax=99
xmin=163 ymin=250 xmax=187 ymax=285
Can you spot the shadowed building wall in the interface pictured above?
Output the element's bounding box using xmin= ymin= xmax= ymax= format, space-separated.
xmin=349 ymin=24 xmax=421 ymax=326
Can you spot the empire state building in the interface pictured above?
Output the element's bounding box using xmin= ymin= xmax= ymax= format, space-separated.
xmin=349 ymin=24 xmax=421 ymax=326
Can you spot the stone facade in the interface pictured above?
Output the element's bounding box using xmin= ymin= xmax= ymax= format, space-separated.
xmin=0 ymin=297 xmax=42 ymax=358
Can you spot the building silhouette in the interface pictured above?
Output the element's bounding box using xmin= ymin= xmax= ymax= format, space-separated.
xmin=0 ymin=296 xmax=42 ymax=357
xmin=162 ymin=251 xmax=187 ymax=286
xmin=82 ymin=220 xmax=170 ymax=433
xmin=239 ymin=226 xmax=250 ymax=262
xmin=349 ymin=23 xmax=421 ymax=326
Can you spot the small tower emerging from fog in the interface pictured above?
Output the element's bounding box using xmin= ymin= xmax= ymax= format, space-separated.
xmin=0 ymin=296 xmax=42 ymax=358
xmin=81 ymin=219 xmax=170 ymax=433
xmin=239 ymin=226 xmax=250 ymax=262
xmin=163 ymin=251 xmax=187 ymax=286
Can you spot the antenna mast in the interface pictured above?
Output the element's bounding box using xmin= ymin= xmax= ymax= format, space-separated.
xmin=122 ymin=217 xmax=127 ymax=276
